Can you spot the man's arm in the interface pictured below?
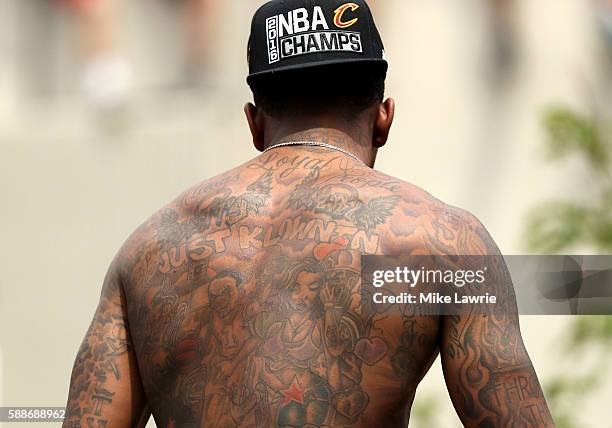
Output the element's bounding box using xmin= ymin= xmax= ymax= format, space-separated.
xmin=63 ymin=258 xmax=149 ymax=428
xmin=435 ymin=211 xmax=555 ymax=427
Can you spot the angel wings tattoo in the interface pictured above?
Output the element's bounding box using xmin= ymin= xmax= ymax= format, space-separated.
xmin=288 ymin=168 xmax=400 ymax=231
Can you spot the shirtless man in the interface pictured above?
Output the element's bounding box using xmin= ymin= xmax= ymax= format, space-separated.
xmin=63 ymin=1 xmax=555 ymax=426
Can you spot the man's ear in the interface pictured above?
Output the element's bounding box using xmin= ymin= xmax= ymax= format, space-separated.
xmin=373 ymin=98 xmax=395 ymax=148
xmin=245 ymin=102 xmax=265 ymax=152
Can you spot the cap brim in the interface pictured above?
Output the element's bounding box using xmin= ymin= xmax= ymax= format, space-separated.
xmin=246 ymin=58 xmax=388 ymax=86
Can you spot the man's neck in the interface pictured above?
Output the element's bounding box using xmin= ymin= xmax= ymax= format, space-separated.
xmin=264 ymin=128 xmax=375 ymax=167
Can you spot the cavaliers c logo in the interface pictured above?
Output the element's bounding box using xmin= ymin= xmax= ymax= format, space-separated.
xmin=334 ymin=3 xmax=360 ymax=29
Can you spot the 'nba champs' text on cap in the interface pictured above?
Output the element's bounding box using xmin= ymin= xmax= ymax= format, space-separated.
xmin=247 ymin=0 xmax=387 ymax=83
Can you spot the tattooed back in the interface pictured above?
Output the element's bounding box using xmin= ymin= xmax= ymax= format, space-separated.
xmin=117 ymin=148 xmax=475 ymax=427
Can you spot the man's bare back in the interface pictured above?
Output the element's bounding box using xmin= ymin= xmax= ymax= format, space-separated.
xmin=63 ymin=146 xmax=554 ymax=427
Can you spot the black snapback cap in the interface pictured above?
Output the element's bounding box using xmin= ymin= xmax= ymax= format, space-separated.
xmin=247 ymin=0 xmax=387 ymax=84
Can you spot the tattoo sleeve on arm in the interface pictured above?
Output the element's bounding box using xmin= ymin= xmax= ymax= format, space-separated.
xmin=63 ymin=261 xmax=149 ymax=428
xmin=435 ymin=211 xmax=555 ymax=427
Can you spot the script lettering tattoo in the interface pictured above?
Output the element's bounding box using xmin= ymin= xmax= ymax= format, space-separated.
xmin=249 ymin=151 xmax=341 ymax=179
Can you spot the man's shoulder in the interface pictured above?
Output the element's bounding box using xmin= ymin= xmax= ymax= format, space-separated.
xmin=113 ymin=169 xmax=241 ymax=280
xmin=373 ymin=170 xmax=474 ymax=221
xmin=374 ymin=172 xmax=498 ymax=256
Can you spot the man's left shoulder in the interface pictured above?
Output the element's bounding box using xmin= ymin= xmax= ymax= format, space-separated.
xmin=437 ymin=204 xmax=499 ymax=256
xmin=410 ymin=196 xmax=500 ymax=257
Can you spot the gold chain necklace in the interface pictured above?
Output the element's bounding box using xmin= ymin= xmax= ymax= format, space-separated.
xmin=262 ymin=141 xmax=366 ymax=166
